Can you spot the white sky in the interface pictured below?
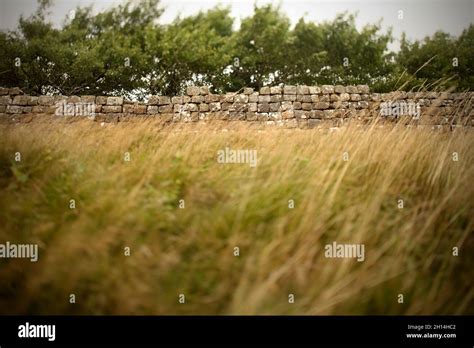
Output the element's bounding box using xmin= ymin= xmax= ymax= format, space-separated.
xmin=1 ymin=0 xmax=473 ymax=51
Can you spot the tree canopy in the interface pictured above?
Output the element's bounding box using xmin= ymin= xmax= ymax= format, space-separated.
xmin=0 ymin=0 xmax=472 ymax=98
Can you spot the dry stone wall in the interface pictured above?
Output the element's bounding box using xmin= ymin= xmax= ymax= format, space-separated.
xmin=1 ymin=85 xmax=472 ymax=128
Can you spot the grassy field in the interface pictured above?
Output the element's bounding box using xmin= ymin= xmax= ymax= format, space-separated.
xmin=0 ymin=119 xmax=473 ymax=315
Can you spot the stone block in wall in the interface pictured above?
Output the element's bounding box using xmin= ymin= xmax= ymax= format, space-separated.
xmin=270 ymin=94 xmax=282 ymax=102
xmin=320 ymin=95 xmax=330 ymax=102
xmin=187 ymin=103 xmax=199 ymax=112
xmin=37 ymin=96 xmax=54 ymax=106
xmin=292 ymin=110 xmax=303 ymax=119
xmin=102 ymin=105 xmax=122 ymax=113
xmin=258 ymin=95 xmax=270 ymax=103
xmin=302 ymin=103 xmax=312 ymax=111
xmin=309 ymin=86 xmax=321 ymax=94
xmin=27 ymin=96 xmax=38 ymax=106
xmin=230 ymin=103 xmax=247 ymax=112
xmin=30 ymin=105 xmax=43 ymax=113
xmin=157 ymin=96 xmax=171 ymax=105
xmin=270 ymin=86 xmax=282 ymax=94
xmin=13 ymin=95 xmax=29 ymax=105
xmin=246 ymin=112 xmax=258 ymax=121
xmin=334 ymin=85 xmax=345 ymax=94
xmin=311 ymin=95 xmax=319 ymax=103
xmin=258 ymin=102 xmax=270 ymax=112
xmin=248 ymin=103 xmax=257 ymax=112
xmin=280 ymin=101 xmax=292 ymax=111
xmin=321 ymin=85 xmax=334 ymax=94
xmin=340 ymin=93 xmax=350 ymax=102
xmin=324 ymin=110 xmax=335 ymax=119
xmin=199 ymin=86 xmax=210 ymax=95
xmin=107 ymin=96 xmax=123 ymax=106
xmin=311 ymin=110 xmax=324 ymax=119
xmin=0 ymin=96 xmax=11 ymax=105
xmin=199 ymin=103 xmax=209 ymax=112
xmin=159 ymin=104 xmax=173 ymax=113
xmin=371 ymin=93 xmax=381 ymax=102
xmin=186 ymin=86 xmax=200 ymax=96
xmin=282 ymin=110 xmax=295 ymax=119
xmin=243 ymin=87 xmax=254 ymax=95
xmin=358 ymin=101 xmax=369 ymax=109
xmin=204 ymin=94 xmax=220 ymax=103
xmin=147 ymin=106 xmax=159 ymax=114
xmin=293 ymin=101 xmax=302 ymax=110
xmin=308 ymin=119 xmax=321 ymax=128
xmin=0 ymin=105 xmax=5 ymax=112
xmin=356 ymin=85 xmax=370 ymax=94
xmin=9 ymin=87 xmax=23 ymax=95
xmin=148 ymin=95 xmax=159 ymax=105
xmin=330 ymin=94 xmax=339 ymax=102
xmin=221 ymin=102 xmax=230 ymax=111
xmin=296 ymin=95 xmax=304 ymax=102
xmin=209 ymin=102 xmax=221 ymax=112
xmin=172 ymin=96 xmax=183 ymax=104
xmin=269 ymin=102 xmax=280 ymax=112
xmin=283 ymin=85 xmax=296 ymax=95
xmin=135 ymin=105 xmax=147 ymax=114
xmin=269 ymin=112 xmax=281 ymax=121
xmin=191 ymin=95 xmax=203 ymax=103
xmin=300 ymin=95 xmax=312 ymax=103
xmin=260 ymin=86 xmax=270 ymax=95
xmin=346 ymin=86 xmax=358 ymax=94
xmin=283 ymin=94 xmax=296 ymax=101
xmin=123 ymin=104 xmax=134 ymax=113
xmin=181 ymin=96 xmax=190 ymax=103
xmin=95 ymin=96 xmax=107 ymax=105
xmin=0 ymin=87 xmax=9 ymax=95
xmin=221 ymin=93 xmax=234 ymax=102
xmin=234 ymin=94 xmax=248 ymax=103
xmin=6 ymin=105 xmax=23 ymax=113
xmin=296 ymin=85 xmax=310 ymax=95
xmin=314 ymin=102 xmax=329 ymax=110
xmin=81 ymin=95 xmax=96 ymax=104
xmin=248 ymin=93 xmax=259 ymax=102
xmin=417 ymin=99 xmax=430 ymax=106
xmin=173 ymin=104 xmax=184 ymax=113
xmin=67 ymin=96 xmax=81 ymax=104
xmin=350 ymin=94 xmax=361 ymax=101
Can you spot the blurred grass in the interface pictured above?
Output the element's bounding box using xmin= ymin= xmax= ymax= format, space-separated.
xmin=0 ymin=119 xmax=473 ymax=315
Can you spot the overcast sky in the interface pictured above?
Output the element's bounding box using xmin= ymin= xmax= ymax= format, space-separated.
xmin=0 ymin=0 xmax=473 ymax=50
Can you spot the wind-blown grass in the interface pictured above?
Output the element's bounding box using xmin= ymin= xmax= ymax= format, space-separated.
xmin=0 ymin=119 xmax=473 ymax=314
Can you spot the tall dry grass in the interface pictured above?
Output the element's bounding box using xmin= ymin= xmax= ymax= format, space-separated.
xmin=0 ymin=119 xmax=473 ymax=315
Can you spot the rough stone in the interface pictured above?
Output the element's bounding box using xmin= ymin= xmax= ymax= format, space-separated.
xmin=186 ymin=86 xmax=200 ymax=96
xmin=283 ymin=85 xmax=297 ymax=95
xmin=107 ymin=97 xmax=123 ymax=106
xmin=321 ymin=85 xmax=334 ymax=94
